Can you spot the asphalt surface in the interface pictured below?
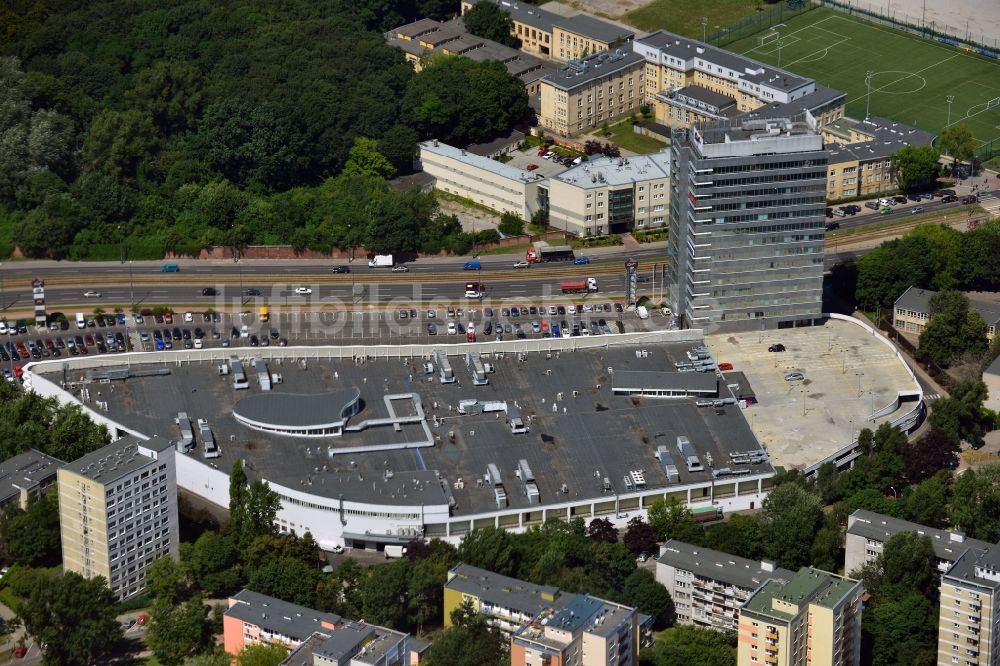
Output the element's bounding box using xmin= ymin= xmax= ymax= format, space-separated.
xmin=0 ymin=192 xmax=990 ymax=312
xmin=2 ymin=247 xmax=670 ymax=313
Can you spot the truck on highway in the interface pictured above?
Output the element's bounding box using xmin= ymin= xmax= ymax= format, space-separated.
xmin=368 ymin=254 xmax=393 ymax=268
xmin=527 ymin=244 xmax=575 ymax=264
xmin=560 ymin=278 xmax=598 ymax=294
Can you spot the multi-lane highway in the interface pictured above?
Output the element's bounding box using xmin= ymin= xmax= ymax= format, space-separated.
xmin=0 ymin=192 xmax=991 ymax=314
xmin=0 ymin=247 xmax=669 ymax=313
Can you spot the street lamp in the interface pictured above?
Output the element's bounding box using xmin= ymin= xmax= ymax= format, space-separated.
xmin=865 ymin=70 xmax=874 ymax=120
xmin=946 ymin=95 xmax=955 ymax=127
xmin=702 ymin=16 xmax=708 ymax=43
xmin=777 ymin=40 xmax=786 ymax=67
xmin=0 ymin=262 xmax=4 ymax=312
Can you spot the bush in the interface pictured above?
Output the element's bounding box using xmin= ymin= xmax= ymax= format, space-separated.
xmin=498 ymin=213 xmax=525 ymax=236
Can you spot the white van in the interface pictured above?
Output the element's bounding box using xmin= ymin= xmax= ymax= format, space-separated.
xmin=384 ymin=545 xmax=407 ymax=559
xmin=76 ymin=313 xmax=86 ymax=329
xmin=636 ymin=306 xmax=649 ymax=320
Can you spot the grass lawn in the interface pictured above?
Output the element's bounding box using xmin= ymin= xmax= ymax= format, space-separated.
xmin=725 ymin=6 xmax=1000 ymax=147
xmin=604 ymin=117 xmax=667 ymax=154
xmin=624 ymin=0 xmax=765 ymax=37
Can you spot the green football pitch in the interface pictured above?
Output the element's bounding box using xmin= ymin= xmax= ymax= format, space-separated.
xmin=725 ymin=6 xmax=1000 ymax=149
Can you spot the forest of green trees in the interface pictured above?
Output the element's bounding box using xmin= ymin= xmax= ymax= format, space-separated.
xmin=0 ymin=0 xmax=533 ymax=260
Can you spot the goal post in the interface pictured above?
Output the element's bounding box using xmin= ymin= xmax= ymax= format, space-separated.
xmin=759 ymin=30 xmax=780 ymax=46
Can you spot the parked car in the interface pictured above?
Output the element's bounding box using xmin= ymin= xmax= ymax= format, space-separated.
xmin=768 ymin=343 xmax=786 ymax=352
xmin=784 ymin=372 xmax=804 ymax=381
xmin=526 ymin=163 xmax=539 ymax=171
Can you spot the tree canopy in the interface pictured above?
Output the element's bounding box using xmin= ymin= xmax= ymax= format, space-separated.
xmin=918 ymin=290 xmax=988 ymax=366
xmin=462 ymin=2 xmax=519 ymax=47
xmin=938 ymin=124 xmax=976 ymax=166
xmin=0 ymin=0 xmax=526 ymax=258
xmin=890 ymin=144 xmax=940 ymax=193
xmin=17 ymin=571 xmax=122 ymax=666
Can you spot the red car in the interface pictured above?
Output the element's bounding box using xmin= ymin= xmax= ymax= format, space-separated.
xmin=526 ymin=163 xmax=539 ymax=171
xmin=164 ymin=312 xmax=173 ymax=324
xmin=14 ymin=645 xmax=26 ymax=658
xmin=537 ymin=149 xmax=546 ymax=156
xmin=719 ymin=362 xmax=734 ymax=371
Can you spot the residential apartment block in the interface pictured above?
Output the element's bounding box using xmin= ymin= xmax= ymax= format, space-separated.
xmin=548 ymin=152 xmax=671 ymax=236
xmin=667 ymin=117 xmax=828 ymax=328
xmin=845 ymin=510 xmax=991 ymax=578
xmin=632 ymin=31 xmax=845 ymax=131
xmin=938 ymin=546 xmax=1000 ymax=666
xmin=893 ymin=286 xmax=1000 ymax=341
xmin=386 ymin=18 xmax=557 ymax=105
xmin=459 ymin=0 xmax=634 ymax=62
xmin=737 ymin=568 xmax=864 ymax=666
xmin=224 ymin=589 xmax=415 ymax=666
xmin=444 ymin=563 xmax=564 ymax=635
xmin=445 ymin=563 xmax=641 ymax=665
xmin=656 ymin=540 xmax=793 ymax=632
xmin=57 ymin=435 xmax=178 ymax=600
xmin=538 ymin=49 xmax=646 ymax=136
xmin=512 ymin=594 xmax=639 ymax=666
xmin=823 ymin=116 xmax=935 ymax=200
xmin=417 ymin=140 xmax=546 ymax=221
xmin=0 ymin=449 xmax=62 ymax=510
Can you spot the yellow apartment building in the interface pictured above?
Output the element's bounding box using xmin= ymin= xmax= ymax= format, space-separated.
xmin=938 ymin=546 xmax=1000 ymax=666
xmin=444 ymin=563 xmax=564 ymax=635
xmin=459 ymin=0 xmax=634 ymax=62
xmin=538 ymin=49 xmax=645 ymax=136
xmin=58 ymin=435 xmax=178 ymax=600
xmin=737 ymin=568 xmax=864 ymax=666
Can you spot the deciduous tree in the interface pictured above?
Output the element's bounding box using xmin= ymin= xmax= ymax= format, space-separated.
xmin=17 ymin=572 xmax=122 ymax=666
xmin=938 ymin=124 xmax=976 ymax=167
xmin=623 ymin=517 xmax=657 ymax=557
xmin=759 ymin=483 xmax=823 ymax=569
xmin=462 ymin=2 xmax=518 ymax=47
xmin=622 ymin=568 xmax=675 ymax=629
xmin=918 ymin=290 xmax=988 ymax=366
xmin=890 ymin=144 xmax=940 ymax=193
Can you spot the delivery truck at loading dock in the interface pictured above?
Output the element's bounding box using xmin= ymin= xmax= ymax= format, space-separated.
xmin=368 ymin=254 xmax=393 ymax=268
xmin=560 ymin=278 xmax=598 ymax=294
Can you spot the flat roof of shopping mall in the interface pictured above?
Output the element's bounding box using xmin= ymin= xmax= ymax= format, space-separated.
xmin=705 ymin=318 xmax=919 ymax=469
xmin=38 ymin=341 xmax=770 ymax=516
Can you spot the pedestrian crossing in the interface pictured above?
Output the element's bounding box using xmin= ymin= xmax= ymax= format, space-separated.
xmin=924 ymin=393 xmax=941 ymax=401
xmin=979 ymin=193 xmax=1000 ymax=217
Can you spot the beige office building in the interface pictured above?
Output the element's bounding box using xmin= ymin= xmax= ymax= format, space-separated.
xmin=737 ymin=568 xmax=863 ymax=666
xmin=548 ymin=151 xmax=670 ymax=236
xmin=632 ymin=30 xmax=845 ymax=131
xmin=538 ymin=49 xmax=646 ymax=136
xmin=58 ymin=435 xmax=178 ymax=600
xmin=418 ymin=140 xmax=545 ymax=220
xmin=938 ymin=546 xmax=1000 ymax=666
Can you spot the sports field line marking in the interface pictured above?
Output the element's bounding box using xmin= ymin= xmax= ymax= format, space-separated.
xmin=844 ymin=53 xmax=959 ymax=105
xmin=810 ymin=24 xmax=853 ymax=41
xmin=756 ymin=34 xmax=803 ymax=57
xmin=831 ymin=12 xmax=1000 ymax=67
xmin=738 ymin=14 xmax=838 ymax=56
xmin=954 ymin=97 xmax=1000 ymax=128
xmin=783 ymin=36 xmax=851 ymax=68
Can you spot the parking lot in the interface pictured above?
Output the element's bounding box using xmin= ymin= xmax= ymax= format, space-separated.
xmin=705 ymin=319 xmax=918 ymax=469
xmin=505 ymin=148 xmax=573 ymax=178
xmin=826 ymin=189 xmax=973 ymax=228
xmin=0 ymin=302 xmax=671 ymax=376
